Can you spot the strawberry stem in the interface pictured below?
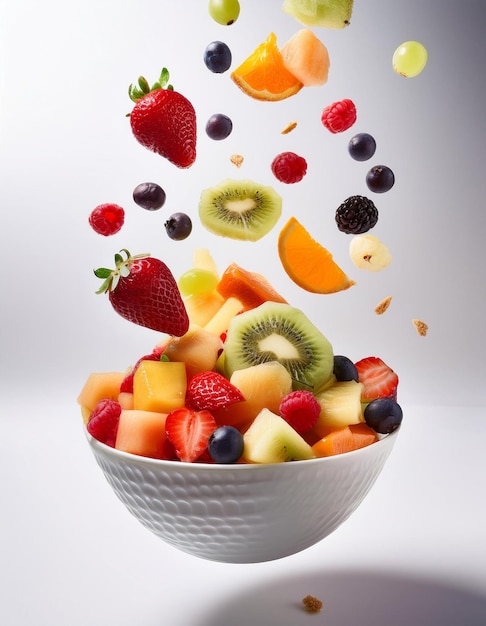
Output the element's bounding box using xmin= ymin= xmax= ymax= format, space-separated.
xmin=94 ymin=249 xmax=150 ymax=294
xmin=128 ymin=67 xmax=174 ymax=102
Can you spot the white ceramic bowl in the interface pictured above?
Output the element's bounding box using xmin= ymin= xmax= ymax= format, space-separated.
xmin=86 ymin=428 xmax=399 ymax=563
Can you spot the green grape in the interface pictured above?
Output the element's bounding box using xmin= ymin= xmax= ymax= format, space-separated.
xmin=208 ymin=0 xmax=240 ymax=26
xmin=392 ymin=41 xmax=428 ymax=78
xmin=178 ymin=268 xmax=218 ymax=297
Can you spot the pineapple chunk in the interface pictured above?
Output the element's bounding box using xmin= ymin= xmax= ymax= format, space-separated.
xmin=133 ymin=360 xmax=186 ymax=413
xmin=313 ymin=380 xmax=364 ymax=437
xmin=163 ymin=325 xmax=223 ymax=378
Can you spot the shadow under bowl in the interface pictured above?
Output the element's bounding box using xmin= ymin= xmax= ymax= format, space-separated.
xmin=86 ymin=428 xmax=399 ymax=564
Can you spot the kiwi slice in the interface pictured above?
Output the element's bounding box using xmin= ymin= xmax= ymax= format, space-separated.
xmin=223 ymin=301 xmax=334 ymax=391
xmin=199 ymin=179 xmax=282 ymax=241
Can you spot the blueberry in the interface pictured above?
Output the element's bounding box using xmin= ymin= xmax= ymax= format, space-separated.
xmin=348 ymin=133 xmax=376 ymax=161
xmin=133 ymin=182 xmax=166 ymax=210
xmin=364 ymin=398 xmax=403 ymax=434
xmin=164 ymin=212 xmax=192 ymax=240
xmin=208 ymin=426 xmax=244 ymax=464
xmin=206 ymin=113 xmax=233 ymax=140
xmin=366 ymin=165 xmax=395 ymax=193
xmin=333 ymin=355 xmax=359 ymax=382
xmin=204 ymin=41 xmax=232 ymax=74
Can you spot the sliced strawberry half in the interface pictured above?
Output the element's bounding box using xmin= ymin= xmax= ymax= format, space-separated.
xmin=165 ymin=408 xmax=217 ymax=463
xmin=355 ymin=356 xmax=399 ymax=402
xmin=185 ymin=371 xmax=245 ymax=411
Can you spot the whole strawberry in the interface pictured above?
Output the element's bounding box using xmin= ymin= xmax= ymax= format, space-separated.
xmin=129 ymin=68 xmax=197 ymax=168
xmin=95 ymin=249 xmax=189 ymax=336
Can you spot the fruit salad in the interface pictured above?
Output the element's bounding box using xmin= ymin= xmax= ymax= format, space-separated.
xmin=78 ymin=249 xmax=402 ymax=464
xmin=80 ymin=0 xmax=410 ymax=464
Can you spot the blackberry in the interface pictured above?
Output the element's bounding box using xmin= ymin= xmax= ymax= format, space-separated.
xmin=335 ymin=195 xmax=378 ymax=234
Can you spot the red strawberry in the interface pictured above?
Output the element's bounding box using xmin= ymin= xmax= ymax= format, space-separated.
xmin=87 ymin=399 xmax=122 ymax=447
xmin=165 ymin=408 xmax=217 ymax=463
xmin=186 ymin=371 xmax=245 ymax=411
xmin=95 ymin=249 xmax=189 ymax=336
xmin=355 ymin=356 xmax=399 ymax=402
xmin=128 ymin=68 xmax=196 ymax=169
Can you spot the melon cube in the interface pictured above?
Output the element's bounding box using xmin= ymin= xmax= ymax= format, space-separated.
xmin=133 ymin=360 xmax=186 ymax=413
xmin=77 ymin=371 xmax=126 ymax=422
xmin=115 ymin=409 xmax=169 ymax=459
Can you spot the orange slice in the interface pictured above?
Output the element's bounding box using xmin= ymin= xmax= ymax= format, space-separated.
xmin=231 ymin=32 xmax=303 ymax=101
xmin=278 ymin=216 xmax=356 ymax=294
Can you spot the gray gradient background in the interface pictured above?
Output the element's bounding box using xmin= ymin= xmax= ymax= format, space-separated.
xmin=1 ymin=0 xmax=485 ymax=408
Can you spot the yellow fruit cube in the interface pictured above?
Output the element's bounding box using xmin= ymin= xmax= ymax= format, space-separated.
xmin=133 ymin=360 xmax=186 ymax=413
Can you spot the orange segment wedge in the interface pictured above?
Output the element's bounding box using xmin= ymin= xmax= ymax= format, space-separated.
xmin=278 ymin=216 xmax=356 ymax=294
xmin=231 ymin=32 xmax=303 ymax=101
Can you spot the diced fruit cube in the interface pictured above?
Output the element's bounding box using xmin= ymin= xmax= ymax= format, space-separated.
xmin=163 ymin=325 xmax=223 ymax=378
xmin=115 ymin=409 xmax=169 ymax=459
xmin=183 ymin=291 xmax=225 ymax=327
xmin=280 ymin=29 xmax=330 ymax=87
xmin=243 ymin=408 xmax=315 ymax=463
xmin=312 ymin=423 xmax=379 ymax=457
xmin=216 ymin=263 xmax=287 ymax=311
xmin=77 ymin=371 xmax=126 ymax=422
xmin=133 ymin=360 xmax=186 ymax=413
xmin=203 ymin=296 xmax=243 ymax=337
xmin=313 ymin=380 xmax=364 ymax=437
xmin=212 ymin=361 xmax=293 ymax=430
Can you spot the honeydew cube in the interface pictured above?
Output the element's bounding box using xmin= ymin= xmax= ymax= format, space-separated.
xmin=133 ymin=360 xmax=186 ymax=413
xmin=115 ymin=410 xmax=168 ymax=459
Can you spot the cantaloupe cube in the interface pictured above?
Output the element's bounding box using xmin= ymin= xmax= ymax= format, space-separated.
xmin=115 ymin=409 xmax=169 ymax=459
xmin=133 ymin=360 xmax=186 ymax=413
xmin=118 ymin=391 xmax=134 ymax=410
xmin=77 ymin=371 xmax=126 ymax=422
xmin=312 ymin=423 xmax=378 ymax=457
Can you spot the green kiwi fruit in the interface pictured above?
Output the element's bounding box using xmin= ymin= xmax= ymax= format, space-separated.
xmin=198 ymin=179 xmax=282 ymax=241
xmin=282 ymin=0 xmax=354 ymax=29
xmin=223 ymin=301 xmax=334 ymax=391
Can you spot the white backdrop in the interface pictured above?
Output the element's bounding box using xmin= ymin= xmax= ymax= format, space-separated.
xmin=1 ymin=0 xmax=485 ymax=407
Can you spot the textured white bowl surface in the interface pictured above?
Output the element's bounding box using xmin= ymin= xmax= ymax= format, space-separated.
xmin=87 ymin=428 xmax=399 ymax=563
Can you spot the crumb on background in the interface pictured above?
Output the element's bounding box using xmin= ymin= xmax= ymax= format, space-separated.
xmin=302 ymin=594 xmax=323 ymax=613
xmin=375 ymin=295 xmax=392 ymax=315
xmin=281 ymin=121 xmax=297 ymax=134
xmin=230 ymin=154 xmax=244 ymax=168
xmin=413 ymin=319 xmax=428 ymax=336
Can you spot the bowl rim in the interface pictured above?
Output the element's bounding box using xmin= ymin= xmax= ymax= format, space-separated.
xmin=85 ymin=424 xmax=400 ymax=471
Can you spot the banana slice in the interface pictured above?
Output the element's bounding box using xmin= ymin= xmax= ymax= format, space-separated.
xmin=349 ymin=234 xmax=392 ymax=271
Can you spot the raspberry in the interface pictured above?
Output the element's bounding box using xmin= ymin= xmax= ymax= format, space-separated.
xmin=271 ymin=151 xmax=307 ymax=184
xmin=89 ymin=203 xmax=125 ymax=236
xmin=321 ymin=98 xmax=357 ymax=134
xmin=279 ymin=390 xmax=321 ymax=434
xmin=86 ymin=399 xmax=122 ymax=447
xmin=335 ymin=195 xmax=378 ymax=234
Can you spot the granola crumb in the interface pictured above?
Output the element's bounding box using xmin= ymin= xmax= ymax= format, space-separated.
xmin=281 ymin=121 xmax=297 ymax=134
xmin=302 ymin=595 xmax=323 ymax=613
xmin=230 ymin=154 xmax=244 ymax=168
xmin=413 ymin=319 xmax=428 ymax=336
xmin=375 ymin=295 xmax=392 ymax=315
